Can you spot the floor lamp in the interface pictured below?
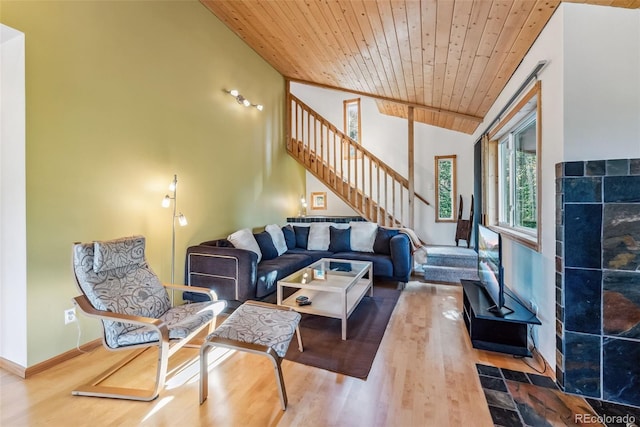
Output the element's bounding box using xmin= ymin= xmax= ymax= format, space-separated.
xmin=162 ymin=174 xmax=187 ymax=303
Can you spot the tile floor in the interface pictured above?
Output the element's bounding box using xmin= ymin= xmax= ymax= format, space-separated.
xmin=476 ymin=363 xmax=640 ymax=427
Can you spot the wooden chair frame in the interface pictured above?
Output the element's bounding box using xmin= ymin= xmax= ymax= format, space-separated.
xmin=199 ymin=301 xmax=303 ymax=410
xmin=73 ymin=283 xmax=223 ymax=402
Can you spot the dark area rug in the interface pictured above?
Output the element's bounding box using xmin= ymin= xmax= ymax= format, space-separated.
xmin=284 ymin=283 xmax=400 ymax=379
xmin=476 ymin=363 xmax=640 ymax=426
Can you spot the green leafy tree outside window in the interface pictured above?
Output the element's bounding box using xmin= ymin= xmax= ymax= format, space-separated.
xmin=435 ymin=155 xmax=456 ymax=222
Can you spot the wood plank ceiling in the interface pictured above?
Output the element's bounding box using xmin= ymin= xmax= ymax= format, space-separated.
xmin=202 ymin=0 xmax=640 ymax=134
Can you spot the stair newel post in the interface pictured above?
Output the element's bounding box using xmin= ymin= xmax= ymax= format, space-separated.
xmin=286 ymin=82 xmax=291 ymax=152
xmin=295 ymin=98 xmax=299 ymax=158
xmin=360 ymin=145 xmax=365 ymax=214
xmin=392 ymin=175 xmax=396 ymax=227
xmin=347 ymin=137 xmax=351 ymax=204
xmin=353 ymin=140 xmax=358 ymax=210
xmin=368 ymin=155 xmax=373 ymax=221
xmin=376 ymin=160 xmax=381 ymax=224
xmin=408 ymin=106 xmax=415 ymax=229
xmin=312 ymin=110 xmax=317 ymax=174
xmin=338 ymin=131 xmax=343 ymax=192
xmin=384 ymin=169 xmax=388 ymax=226
xmin=332 ymin=126 xmax=338 ymax=190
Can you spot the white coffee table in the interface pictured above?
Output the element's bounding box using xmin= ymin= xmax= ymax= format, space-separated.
xmin=276 ymin=258 xmax=373 ymax=340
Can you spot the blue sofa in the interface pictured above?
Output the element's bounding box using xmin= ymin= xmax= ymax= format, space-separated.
xmin=183 ymin=224 xmax=412 ymax=304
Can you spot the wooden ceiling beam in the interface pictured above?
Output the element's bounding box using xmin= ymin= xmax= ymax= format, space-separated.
xmin=287 ymin=77 xmax=484 ymax=124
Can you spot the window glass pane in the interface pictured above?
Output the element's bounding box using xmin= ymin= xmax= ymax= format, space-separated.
xmin=514 ymin=119 xmax=537 ymax=229
xmin=438 ymin=159 xmax=453 ymax=219
xmin=346 ymin=102 xmax=359 ymax=141
xmin=435 ymin=155 xmax=456 ymax=222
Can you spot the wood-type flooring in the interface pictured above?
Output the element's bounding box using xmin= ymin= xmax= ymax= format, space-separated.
xmin=1 ymin=280 xmax=548 ymax=427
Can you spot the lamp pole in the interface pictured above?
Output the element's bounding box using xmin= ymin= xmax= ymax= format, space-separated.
xmin=171 ymin=175 xmax=177 ymax=285
xmin=163 ymin=174 xmax=187 ymax=304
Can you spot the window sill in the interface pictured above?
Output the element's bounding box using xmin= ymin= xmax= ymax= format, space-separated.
xmin=488 ymin=225 xmax=540 ymax=252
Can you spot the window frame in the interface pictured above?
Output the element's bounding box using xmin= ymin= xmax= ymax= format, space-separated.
xmin=484 ymin=81 xmax=542 ymax=251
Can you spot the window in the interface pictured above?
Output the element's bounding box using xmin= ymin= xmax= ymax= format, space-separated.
xmin=343 ymin=98 xmax=361 ymax=159
xmin=435 ymin=155 xmax=457 ymax=222
xmin=484 ymin=81 xmax=541 ymax=250
xmin=343 ymin=98 xmax=361 ymax=141
xmin=498 ymin=113 xmax=537 ymax=232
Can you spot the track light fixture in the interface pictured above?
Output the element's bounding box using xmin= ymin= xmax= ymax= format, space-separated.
xmin=225 ymin=89 xmax=263 ymax=111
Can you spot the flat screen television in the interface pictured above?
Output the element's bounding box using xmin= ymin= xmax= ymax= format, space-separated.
xmin=477 ymin=225 xmax=513 ymax=316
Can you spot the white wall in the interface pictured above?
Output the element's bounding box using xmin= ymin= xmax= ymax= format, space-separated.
xmin=563 ymin=4 xmax=640 ymax=160
xmin=291 ymin=82 xmax=474 ymax=245
xmin=0 ymin=24 xmax=27 ymax=367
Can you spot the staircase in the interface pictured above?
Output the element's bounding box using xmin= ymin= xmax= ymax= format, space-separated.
xmin=287 ymin=93 xmax=429 ymax=229
xmin=420 ymin=246 xmax=479 ymax=284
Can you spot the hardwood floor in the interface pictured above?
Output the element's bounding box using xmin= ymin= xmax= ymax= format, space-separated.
xmin=0 ymin=280 xmax=547 ymax=427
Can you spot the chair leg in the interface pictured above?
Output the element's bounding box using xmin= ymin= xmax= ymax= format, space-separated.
xmin=72 ymin=343 xmax=169 ymax=402
xmin=295 ymin=326 xmax=304 ymax=352
xmin=199 ymin=342 xmax=211 ymax=404
xmin=269 ymin=354 xmax=288 ymax=410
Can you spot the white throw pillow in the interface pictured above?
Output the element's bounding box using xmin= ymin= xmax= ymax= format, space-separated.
xmin=349 ymin=221 xmax=378 ymax=253
xmin=265 ymin=224 xmax=288 ymax=256
xmin=227 ymin=228 xmax=262 ymax=263
xmin=307 ymin=223 xmax=331 ymax=251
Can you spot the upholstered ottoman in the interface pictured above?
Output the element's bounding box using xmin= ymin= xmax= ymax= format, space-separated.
xmin=199 ymin=301 xmax=303 ymax=410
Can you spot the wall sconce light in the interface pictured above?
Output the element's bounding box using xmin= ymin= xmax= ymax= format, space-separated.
xmin=225 ymin=89 xmax=263 ymax=111
xmin=162 ymin=174 xmax=187 ymax=291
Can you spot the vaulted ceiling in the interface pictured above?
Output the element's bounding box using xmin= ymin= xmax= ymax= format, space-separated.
xmin=202 ymin=0 xmax=640 ymax=134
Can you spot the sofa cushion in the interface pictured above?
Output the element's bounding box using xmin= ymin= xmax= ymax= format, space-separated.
xmin=282 ymin=225 xmax=296 ymax=249
xmin=293 ymin=226 xmax=310 ymax=249
xmin=349 ymin=222 xmax=377 ymax=253
xmin=256 ymin=253 xmax=313 ymax=298
xmin=329 ymin=226 xmax=351 ymax=253
xmin=228 ymin=228 xmax=262 ymax=263
xmin=332 ymin=251 xmax=394 ymax=278
xmin=307 ymin=223 xmax=331 ymax=250
xmin=265 ymin=224 xmax=288 ymax=256
xmin=373 ymin=227 xmax=400 ymax=255
xmin=285 ymin=248 xmax=334 ymax=263
xmin=254 ymin=231 xmax=279 ymax=261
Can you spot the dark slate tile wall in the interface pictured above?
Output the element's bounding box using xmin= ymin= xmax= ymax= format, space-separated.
xmin=556 ymin=158 xmax=640 ymax=409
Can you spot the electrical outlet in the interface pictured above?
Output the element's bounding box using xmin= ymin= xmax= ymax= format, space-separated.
xmin=64 ymin=307 xmax=77 ymax=325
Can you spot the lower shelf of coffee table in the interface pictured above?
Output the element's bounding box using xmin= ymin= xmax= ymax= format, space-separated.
xmin=279 ymin=279 xmax=371 ymax=319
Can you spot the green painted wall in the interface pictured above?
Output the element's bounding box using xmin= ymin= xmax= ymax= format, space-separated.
xmin=1 ymin=0 xmax=304 ymax=366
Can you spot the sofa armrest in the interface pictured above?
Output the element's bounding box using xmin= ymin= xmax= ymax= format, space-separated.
xmin=184 ymin=244 xmax=258 ymax=302
xmin=389 ymin=234 xmax=412 ymax=282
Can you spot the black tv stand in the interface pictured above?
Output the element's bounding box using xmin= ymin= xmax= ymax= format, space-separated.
xmin=461 ymin=279 xmax=540 ymax=357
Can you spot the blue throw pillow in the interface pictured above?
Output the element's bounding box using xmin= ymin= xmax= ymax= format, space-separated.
xmin=282 ymin=225 xmax=296 ymax=249
xmin=254 ymin=231 xmax=278 ymax=261
xmin=373 ymin=227 xmax=400 ymax=255
xmin=328 ymin=226 xmax=351 ymax=253
xmin=293 ymin=226 xmax=310 ymax=249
